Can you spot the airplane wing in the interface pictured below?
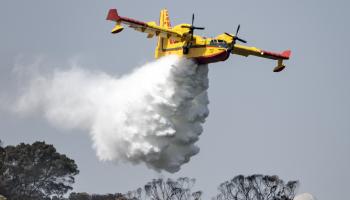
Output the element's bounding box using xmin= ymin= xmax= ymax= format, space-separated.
xmin=232 ymin=44 xmax=291 ymax=72
xmin=106 ymin=9 xmax=183 ymax=41
xmin=233 ymin=44 xmax=291 ymax=60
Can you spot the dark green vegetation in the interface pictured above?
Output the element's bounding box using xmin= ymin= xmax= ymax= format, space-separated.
xmin=0 ymin=140 xmax=299 ymax=200
xmin=0 ymin=141 xmax=78 ymax=200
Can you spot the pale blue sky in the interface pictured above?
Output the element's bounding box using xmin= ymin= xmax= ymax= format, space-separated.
xmin=1 ymin=1 xmax=349 ymax=200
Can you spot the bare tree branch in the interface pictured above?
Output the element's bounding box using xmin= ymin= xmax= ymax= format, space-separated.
xmin=214 ymin=175 xmax=298 ymax=200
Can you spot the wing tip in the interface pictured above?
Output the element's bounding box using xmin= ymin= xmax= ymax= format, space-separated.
xmin=281 ymin=50 xmax=292 ymax=59
xmin=106 ymin=8 xmax=120 ymax=21
xmin=261 ymin=49 xmax=292 ymax=60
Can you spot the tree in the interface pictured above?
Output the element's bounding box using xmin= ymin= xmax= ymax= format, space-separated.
xmin=214 ymin=175 xmax=298 ymax=200
xmin=68 ymin=192 xmax=126 ymax=200
xmin=0 ymin=140 xmax=6 ymax=197
xmin=1 ymin=141 xmax=79 ymax=200
xmin=126 ymin=177 xmax=202 ymax=200
xmin=69 ymin=192 xmax=91 ymax=200
xmin=0 ymin=140 xmax=4 ymax=168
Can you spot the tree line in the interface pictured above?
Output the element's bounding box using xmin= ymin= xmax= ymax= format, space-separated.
xmin=0 ymin=140 xmax=299 ymax=200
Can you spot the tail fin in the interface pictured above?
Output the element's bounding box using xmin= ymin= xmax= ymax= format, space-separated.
xmin=155 ymin=9 xmax=171 ymax=58
xmin=159 ymin=9 xmax=171 ymax=28
xmin=106 ymin=9 xmax=124 ymax=34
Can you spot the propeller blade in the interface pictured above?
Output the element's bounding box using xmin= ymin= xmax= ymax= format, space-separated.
xmin=224 ymin=32 xmax=233 ymax=37
xmin=181 ymin=25 xmax=191 ymax=28
xmin=236 ymin=37 xmax=247 ymax=43
xmin=192 ymin=14 xmax=194 ymax=26
xmin=193 ymin=26 xmax=205 ymax=30
xmin=236 ymin=24 xmax=240 ymax=36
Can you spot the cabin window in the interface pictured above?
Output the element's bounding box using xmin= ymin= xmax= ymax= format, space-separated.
xmin=210 ymin=39 xmax=228 ymax=48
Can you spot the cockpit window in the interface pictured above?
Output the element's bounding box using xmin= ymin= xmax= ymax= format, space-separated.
xmin=210 ymin=39 xmax=228 ymax=48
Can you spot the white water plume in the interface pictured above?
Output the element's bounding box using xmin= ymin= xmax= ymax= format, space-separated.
xmin=14 ymin=56 xmax=209 ymax=173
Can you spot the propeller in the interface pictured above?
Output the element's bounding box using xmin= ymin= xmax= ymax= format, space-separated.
xmin=225 ymin=25 xmax=247 ymax=52
xmin=181 ymin=13 xmax=205 ymax=41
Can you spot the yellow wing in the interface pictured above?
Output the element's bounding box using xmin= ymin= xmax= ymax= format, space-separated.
xmin=106 ymin=9 xmax=183 ymax=41
xmin=232 ymin=44 xmax=291 ymax=72
xmin=233 ymin=44 xmax=290 ymax=60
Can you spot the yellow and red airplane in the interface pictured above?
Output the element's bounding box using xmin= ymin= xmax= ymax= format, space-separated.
xmin=106 ymin=8 xmax=291 ymax=72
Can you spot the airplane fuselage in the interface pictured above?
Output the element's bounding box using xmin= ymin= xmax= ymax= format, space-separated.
xmin=155 ymin=24 xmax=233 ymax=64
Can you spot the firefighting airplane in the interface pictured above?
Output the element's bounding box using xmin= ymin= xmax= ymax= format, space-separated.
xmin=106 ymin=8 xmax=291 ymax=72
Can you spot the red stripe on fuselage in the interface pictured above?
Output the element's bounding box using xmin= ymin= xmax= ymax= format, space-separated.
xmin=195 ymin=50 xmax=230 ymax=64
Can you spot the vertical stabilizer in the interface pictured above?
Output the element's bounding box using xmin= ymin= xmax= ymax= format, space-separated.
xmin=155 ymin=9 xmax=171 ymax=58
xmin=160 ymin=9 xmax=171 ymax=28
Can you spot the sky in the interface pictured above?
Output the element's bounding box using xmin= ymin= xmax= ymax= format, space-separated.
xmin=1 ymin=0 xmax=349 ymax=200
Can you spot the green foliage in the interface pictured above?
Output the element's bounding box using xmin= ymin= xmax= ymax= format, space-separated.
xmin=0 ymin=141 xmax=79 ymax=200
xmin=214 ymin=174 xmax=299 ymax=200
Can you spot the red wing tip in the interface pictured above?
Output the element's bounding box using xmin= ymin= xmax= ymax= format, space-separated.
xmin=281 ymin=50 xmax=292 ymax=59
xmin=106 ymin=8 xmax=120 ymax=21
xmin=262 ymin=49 xmax=291 ymax=60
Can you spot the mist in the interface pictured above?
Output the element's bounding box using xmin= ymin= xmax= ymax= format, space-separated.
xmin=13 ymin=56 xmax=210 ymax=173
